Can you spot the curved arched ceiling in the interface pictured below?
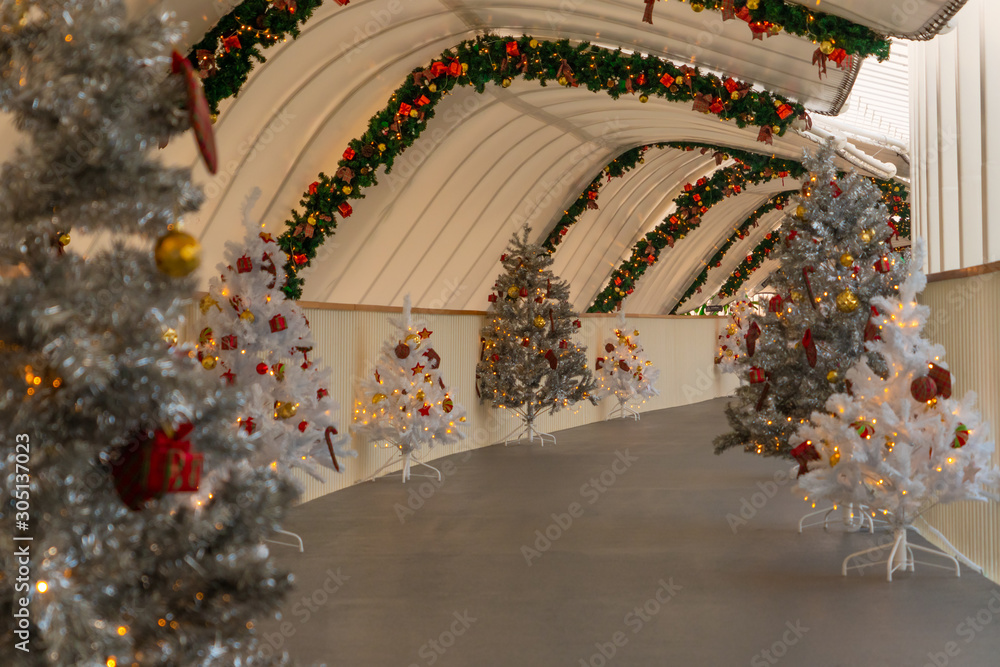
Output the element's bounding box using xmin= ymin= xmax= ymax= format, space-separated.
xmin=48 ymin=0 xmax=935 ymax=314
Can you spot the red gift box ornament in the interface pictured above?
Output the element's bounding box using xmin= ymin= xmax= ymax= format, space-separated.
xmin=236 ymin=255 xmax=252 ymax=273
xmin=874 ymin=257 xmax=891 ymax=273
xmin=748 ymin=367 xmax=766 ymax=384
xmin=522 ymin=337 xmax=530 ymax=347
xmin=308 ymin=181 xmax=319 ymax=195
xmin=293 ymin=253 xmax=308 ymax=265
xmin=221 ymin=334 xmax=237 ymax=350
xmin=928 ymin=363 xmax=952 ymax=399
xmin=222 ymin=34 xmax=241 ymax=53
xmin=768 ymin=295 xmax=783 ymax=314
xmin=659 ymin=72 xmax=675 ymax=88
xmin=506 ymin=41 xmax=520 ymax=56
xmin=519 ymin=286 xmax=529 ymax=297
xmin=398 ymin=102 xmax=412 ymax=117
xmin=488 ymin=293 xmax=498 ymax=303
xmin=112 ymin=424 xmax=204 ymax=511
xmin=338 ymin=202 xmax=353 ymax=218
xmin=269 ymin=314 xmax=287 ymax=333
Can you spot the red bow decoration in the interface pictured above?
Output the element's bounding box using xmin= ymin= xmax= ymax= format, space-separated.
xmin=195 ymin=50 xmax=217 ymax=78
xmin=812 ymin=49 xmax=829 ymax=79
xmin=746 ymin=321 xmax=761 ymax=357
xmin=335 ymin=166 xmax=354 ymax=183
xmin=506 ymin=41 xmax=520 ymax=57
xmin=791 ymin=441 xmax=821 ymax=477
xmin=325 ymin=426 xmax=341 ymax=472
xmin=692 ymin=93 xmax=714 ymax=114
xmin=802 ymin=266 xmax=817 ymax=309
xmin=757 ymin=125 xmax=773 ymax=145
xmin=642 ymin=0 xmax=655 ymax=24
xmin=802 ymin=328 xmax=817 ymax=368
xmin=829 ymin=49 xmax=850 ymax=67
xmin=557 ymin=59 xmax=578 ymax=87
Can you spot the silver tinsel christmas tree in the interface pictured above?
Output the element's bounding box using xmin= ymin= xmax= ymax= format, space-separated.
xmin=0 ymin=2 xmax=297 ymax=664
xmin=477 ymin=226 xmax=597 ymax=444
xmin=715 ymin=143 xmax=904 ymax=459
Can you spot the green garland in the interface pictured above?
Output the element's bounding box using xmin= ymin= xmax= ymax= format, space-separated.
xmin=646 ymin=0 xmax=890 ymax=62
xmin=587 ymin=146 xmax=806 ymax=312
xmin=542 ymin=144 xmax=669 ymax=252
xmin=187 ymin=0 xmax=328 ymax=114
xmin=276 ymin=34 xmax=808 ymax=299
xmin=711 ymin=177 xmax=912 ymax=302
xmin=670 ymin=191 xmax=797 ymax=313
xmin=717 ymin=231 xmax=782 ymax=300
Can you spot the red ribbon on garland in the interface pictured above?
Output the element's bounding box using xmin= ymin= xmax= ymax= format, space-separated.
xmin=642 ymin=0 xmax=655 ymax=24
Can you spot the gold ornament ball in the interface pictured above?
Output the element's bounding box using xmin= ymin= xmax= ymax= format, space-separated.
xmin=415 ymin=390 xmax=425 ymax=401
xmin=836 ymin=289 xmax=859 ymax=313
xmin=240 ymin=310 xmax=256 ymax=323
xmin=162 ymin=328 xmax=178 ymax=347
xmin=790 ymin=289 xmax=805 ymax=303
xmin=507 ymin=285 xmax=520 ymax=299
xmin=820 ymin=41 xmax=835 ymax=55
xmin=795 ymin=205 xmax=807 ymax=219
xmin=58 ymin=233 xmax=71 ymax=247
xmin=428 ymin=83 xmax=437 ymax=93
xmin=372 ymin=393 xmax=387 ymax=404
xmin=726 ymin=324 xmax=737 ymax=336
xmin=826 ymin=370 xmax=840 ymax=383
xmin=409 ymin=109 xmax=419 ymax=118
xmin=154 ymin=229 xmax=201 ymax=277
xmin=771 ymin=125 xmax=781 ymax=134
xmin=461 ymin=63 xmax=469 ymax=74
xmin=725 ymin=349 xmax=733 ymax=358
xmin=529 ymin=39 xmax=539 ymax=49
xmin=639 ymin=94 xmax=649 ymax=103
xmin=860 ymin=230 xmax=873 ymax=243
xmin=558 ymin=76 xmax=568 ymax=86
xmin=747 ymin=0 xmax=760 ymax=8
xmin=210 ymin=113 xmax=218 ymax=124
xmin=342 ymin=185 xmax=352 ymax=195
xmin=533 ymin=315 xmax=546 ymax=329
xmin=839 ymin=253 xmax=854 ymax=267
xmin=829 ymin=450 xmax=841 ymax=467
xmin=201 ymin=356 xmax=217 ymax=370
xmin=274 ymin=401 xmax=298 ymax=420
xmin=501 ymin=78 xmax=512 ymax=88
xmin=731 ymin=91 xmax=740 ymax=101
xmin=377 ymin=143 xmax=387 ymax=151
xmin=691 ymin=1 xmax=705 ymax=11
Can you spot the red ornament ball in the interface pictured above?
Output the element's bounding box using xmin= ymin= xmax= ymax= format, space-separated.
xmin=256 ymin=362 xmax=268 ymax=375
xmin=395 ymin=342 xmax=411 ymax=359
xmin=298 ymin=421 xmax=308 ymax=433
xmin=910 ymin=376 xmax=938 ymax=402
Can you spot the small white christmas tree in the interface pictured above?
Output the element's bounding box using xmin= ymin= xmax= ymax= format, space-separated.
xmin=595 ymin=312 xmax=660 ymax=419
xmin=352 ymin=296 xmax=466 ymax=482
xmin=198 ymin=196 xmax=352 ymax=480
xmin=794 ymin=240 xmax=999 ymax=580
xmin=715 ymin=298 xmax=755 ymax=373
xmin=477 ymin=226 xmax=598 ymax=444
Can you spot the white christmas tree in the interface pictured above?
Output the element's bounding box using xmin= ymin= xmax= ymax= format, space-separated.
xmin=715 ymin=297 xmax=756 ymax=373
xmin=198 ymin=195 xmax=353 ymax=481
xmin=477 ymin=226 xmax=598 ymax=445
xmin=595 ymin=312 xmax=660 ymax=419
xmin=352 ymin=296 xmax=466 ymax=482
xmin=794 ymin=239 xmax=999 ymax=580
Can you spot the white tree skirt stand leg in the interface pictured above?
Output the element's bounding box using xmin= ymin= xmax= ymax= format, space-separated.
xmin=501 ymin=406 xmax=555 ymax=446
xmin=364 ymin=445 xmax=442 ymax=483
xmin=265 ymin=529 xmax=304 ymax=553
xmin=798 ymin=503 xmax=876 ymax=533
xmin=842 ymin=527 xmax=961 ymax=582
xmin=606 ymin=398 xmax=639 ymax=421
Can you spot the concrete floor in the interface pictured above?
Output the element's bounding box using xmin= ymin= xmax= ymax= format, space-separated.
xmin=261 ymin=398 xmax=1000 ymax=667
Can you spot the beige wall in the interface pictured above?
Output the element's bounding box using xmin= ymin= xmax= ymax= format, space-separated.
xmin=919 ymin=273 xmax=1000 ymax=582
xmin=269 ymin=308 xmax=738 ymax=503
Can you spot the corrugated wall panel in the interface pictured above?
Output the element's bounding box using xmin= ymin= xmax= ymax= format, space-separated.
xmin=186 ymin=304 xmax=738 ymax=504
xmin=919 ymin=273 xmax=1000 ymax=583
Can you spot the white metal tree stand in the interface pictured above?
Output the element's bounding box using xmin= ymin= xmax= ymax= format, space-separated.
xmin=364 ymin=442 xmax=442 ymax=483
xmin=266 ymin=529 xmax=305 ymax=553
xmin=501 ymin=403 xmax=556 ymax=446
xmin=798 ymin=503 xmax=878 ymax=533
xmin=606 ymin=395 xmax=640 ymax=421
xmin=842 ymin=525 xmax=961 ymax=582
